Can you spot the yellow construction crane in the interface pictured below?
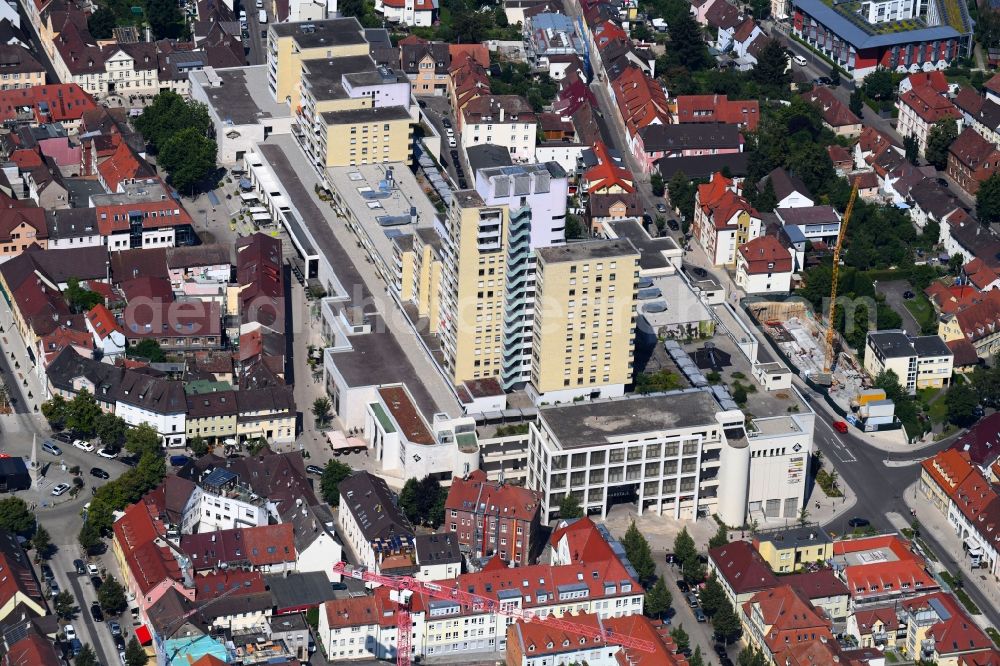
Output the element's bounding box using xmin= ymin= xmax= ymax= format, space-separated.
xmin=821 ymin=180 xmax=860 ymax=382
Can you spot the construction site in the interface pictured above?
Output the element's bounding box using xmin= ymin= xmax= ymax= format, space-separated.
xmin=748 ymin=300 xmax=868 ymax=412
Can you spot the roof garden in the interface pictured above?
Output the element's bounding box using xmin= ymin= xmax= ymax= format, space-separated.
xmin=821 ymin=0 xmax=930 ymax=35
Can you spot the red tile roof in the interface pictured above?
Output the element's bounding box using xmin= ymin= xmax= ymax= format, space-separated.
xmin=0 ymin=633 xmax=61 ymax=666
xmin=192 ymin=570 xmax=266 ymax=600
xmin=448 ymin=43 xmax=489 ymax=69
xmin=743 ymin=585 xmax=832 ymax=653
xmin=899 ymin=85 xmax=962 ymax=124
xmin=960 ymin=649 xmax=1000 ymax=666
xmin=549 ymin=516 xmax=619 ymax=564
xmin=738 ymin=236 xmax=792 ymax=275
xmin=446 ymin=469 xmax=542 ymax=522
xmin=952 ymin=289 xmax=1000 ymax=347
xmin=98 ymin=140 xmax=153 ymax=193
xmin=904 ymin=592 xmax=992 ymax=656
xmin=462 ymin=94 xmax=537 ymax=126
xmin=584 ymin=141 xmax=635 ymax=193
xmin=85 ymin=303 xmax=123 ymax=342
xmin=324 ymin=596 xmax=380 ymax=630
xmin=180 ymin=523 xmax=296 ymax=570
xmin=0 ymin=83 xmax=97 ymax=124
xmin=952 ymin=412 xmax=1000 ymax=466
xmin=949 ymin=128 xmax=1000 ymax=171
xmin=803 ymin=87 xmax=862 ymax=128
xmin=853 ymin=605 xmax=901 ymax=634
xmin=0 ymin=206 xmax=46 ymax=244
xmin=964 ymin=258 xmax=1000 ymax=290
xmin=96 ymin=196 xmax=193 ymax=236
xmin=833 ymin=535 xmax=937 ymax=601
xmin=610 ymin=65 xmax=670 ymax=138
xmin=782 ymin=569 xmax=849 ymax=601
xmin=709 ymin=540 xmax=778 ymax=595
xmin=905 ymin=70 xmax=949 ymax=94
xmin=698 ymin=172 xmax=752 ymax=230
xmin=675 ymin=94 xmax=760 ymax=130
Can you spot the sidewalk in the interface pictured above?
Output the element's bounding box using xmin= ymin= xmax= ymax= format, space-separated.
xmin=902 ymin=481 xmax=1000 ymax=627
xmin=799 ymin=466 xmax=858 ymax=535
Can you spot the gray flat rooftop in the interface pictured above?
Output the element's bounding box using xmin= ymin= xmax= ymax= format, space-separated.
xmin=325 ymin=163 xmax=439 ymax=266
xmin=868 ymin=330 xmax=916 ymax=358
xmin=302 ymin=55 xmax=380 ymax=101
xmin=536 ymin=238 xmax=638 ymax=264
xmin=539 ymin=390 xmax=720 ymax=448
xmin=90 ymin=180 xmax=173 ymax=207
xmin=321 ymin=105 xmax=412 ymax=125
xmin=607 ymin=219 xmax=680 ymax=271
xmin=454 ymin=189 xmax=485 ymax=208
xmin=191 ymin=66 xmax=290 ymax=126
xmin=791 ymin=0 xmax=963 ymax=48
xmin=269 ymin=17 xmax=367 ymax=49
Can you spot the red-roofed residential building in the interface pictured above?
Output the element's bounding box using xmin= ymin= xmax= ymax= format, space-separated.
xmin=948 ymin=467 xmax=1000 ymax=574
xmin=832 ymin=535 xmax=938 ymax=604
xmin=180 ymin=523 xmax=296 ymax=573
xmin=693 ymin=172 xmax=762 ymax=267
xmin=37 ymin=321 xmax=92 ymax=370
xmin=582 ymin=141 xmax=635 ymax=194
xmin=709 ymin=540 xmax=779 ymax=607
xmin=920 ymin=448 xmax=975 ymax=513
xmin=610 ymin=65 xmax=670 ymax=167
xmin=506 ymin=612 xmax=687 ymax=666
xmin=740 ymin=585 xmax=833 ymax=662
xmin=803 ymin=87 xmax=863 ymax=137
xmin=901 ymin=592 xmax=992 ymax=663
xmin=97 ymin=140 xmax=154 ymax=194
xmin=949 ymin=128 xmax=1000 ymax=196
xmin=85 ymin=303 xmax=126 ymax=358
xmin=0 ymin=83 xmax=96 ymax=130
xmin=1 ymin=633 xmax=61 ymax=666
xmin=95 ymin=181 xmax=194 ymax=251
xmin=374 ymin=0 xmax=437 ymax=27
xmin=900 ymin=70 xmax=949 ymax=95
xmin=847 ymin=604 xmax=904 ymax=650
xmin=735 ymin=235 xmax=794 ymax=294
xmin=0 ymin=206 xmax=47 ymax=262
xmin=897 ymin=85 xmax=962 ymax=156
xmin=444 ymin=469 xmax=542 ymax=565
xmin=939 ymin=288 xmax=1000 ymax=361
xmin=674 ymin=94 xmax=760 ymax=131
xmin=964 ymin=258 xmax=1000 ymax=292
xmin=449 ymin=54 xmax=490 ymax=122
xmin=960 ymin=650 xmax=1000 ymax=666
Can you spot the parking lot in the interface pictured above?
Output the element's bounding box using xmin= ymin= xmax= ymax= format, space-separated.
xmin=419 ymin=96 xmax=469 ymax=188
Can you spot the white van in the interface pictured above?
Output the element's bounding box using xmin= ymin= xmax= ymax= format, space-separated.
xmin=793 ymin=54 xmax=807 ymax=67
xmin=259 ymin=9 xmax=267 ymax=23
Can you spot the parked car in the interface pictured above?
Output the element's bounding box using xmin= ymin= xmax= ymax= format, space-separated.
xmin=73 ymin=439 xmax=95 ymax=452
xmin=793 ymin=54 xmax=807 ymax=67
xmin=119 ymin=454 xmax=139 ymax=467
xmin=91 ymin=575 xmax=102 ymax=589
xmin=42 ymin=441 xmax=62 ymax=456
xmin=90 ymin=467 xmax=110 ymax=480
xmin=448 ymin=137 xmax=457 ymax=148
xmin=50 ymin=483 xmax=70 ymax=496
xmin=40 ymin=564 xmax=54 ymax=582
xmin=903 ymin=290 xmax=915 ymax=300
xmin=97 ymin=447 xmax=118 ymax=459
xmin=667 ymin=219 xmax=680 ymax=231
xmin=306 ymin=465 xmax=324 ymax=476
xmin=676 ymin=579 xmax=689 ymax=594
xmin=848 ymin=517 xmax=870 ymax=528
xmin=52 ymin=432 xmax=73 ymax=444
xmin=937 ymin=178 xmax=949 ymax=188
xmin=169 ymin=455 xmax=190 ymax=467
xmin=48 ymin=580 xmax=60 ymax=597
xmin=69 ymin=638 xmax=82 ymax=657
xmin=331 ymin=582 xmax=348 ymax=591
xmin=686 ymin=592 xmax=699 ymax=608
xmin=442 ymin=118 xmax=452 ymax=129
xmin=90 ymin=602 xmax=104 ymax=622
xmin=814 ymin=76 xmax=833 ymax=86
xmin=694 ymin=608 xmax=707 ymax=622
xmin=119 ymin=651 xmax=128 ymax=665
xmin=63 ymin=625 xmax=76 ymax=641
xmin=656 ymin=203 xmax=667 ymax=214
xmin=74 ymin=559 xmax=86 ymax=575
xmin=88 ymin=563 xmax=100 ymax=576
xmin=114 ymin=635 xmax=126 ymax=651
xmin=109 ymin=620 xmax=122 ymax=636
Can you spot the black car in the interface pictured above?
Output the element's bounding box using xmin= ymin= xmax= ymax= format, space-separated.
xmin=679 ymin=647 xmax=693 ymax=658
xmin=848 ymin=517 xmax=870 ymax=528
xmin=442 ymin=118 xmax=452 ymax=129
xmin=656 ymin=203 xmax=667 ymax=214
xmin=903 ymin=290 xmax=915 ymax=299
xmin=814 ymin=76 xmax=833 ymax=86
xmin=676 ymin=579 xmax=689 ymax=594
xmin=52 ymin=432 xmax=74 ymax=444
xmin=91 ymin=575 xmax=102 ymax=589
xmin=667 ymin=219 xmax=680 ymax=231
xmin=40 ymin=564 xmax=54 ymax=582
xmin=90 ymin=467 xmax=110 ymax=480
xmin=306 ymin=464 xmax=324 ymax=476
xmin=90 ymin=603 xmax=104 ymax=622
xmin=458 ymin=178 xmax=467 ymax=188
xmin=720 ymin=657 xmax=734 ymax=666
xmin=937 ymin=177 xmax=949 ymax=187
xmin=714 ymin=644 xmax=728 ymax=657
xmin=417 ymin=99 xmax=426 ymax=108
xmin=114 ymin=635 xmax=126 ymax=651
xmin=73 ymin=559 xmax=86 ymax=575
xmin=119 ymin=455 xmax=139 ymax=468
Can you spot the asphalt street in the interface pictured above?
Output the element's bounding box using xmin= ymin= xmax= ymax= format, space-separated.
xmin=874 ymin=279 xmax=921 ymax=336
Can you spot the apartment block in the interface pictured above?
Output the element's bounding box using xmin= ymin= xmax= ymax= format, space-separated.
xmin=530 ymin=240 xmax=639 ymax=403
xmin=863 ymin=330 xmax=954 ymax=394
xmin=443 ymin=469 xmax=543 ymax=564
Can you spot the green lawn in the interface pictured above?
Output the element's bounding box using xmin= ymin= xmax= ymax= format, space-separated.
xmin=904 ymin=293 xmax=938 ymax=335
xmin=927 ymin=395 xmax=949 ymax=425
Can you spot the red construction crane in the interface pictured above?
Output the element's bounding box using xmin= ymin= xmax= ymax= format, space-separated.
xmin=332 ymin=561 xmax=657 ymax=666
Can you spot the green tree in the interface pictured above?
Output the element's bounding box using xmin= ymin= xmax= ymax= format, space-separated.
xmin=98 ymin=576 xmax=128 ymax=615
xmin=96 ymin=413 xmax=128 ymax=450
xmin=125 ymin=424 xmax=162 ymax=457
xmin=863 ymin=69 xmax=895 ymax=101
xmin=54 ymin=590 xmax=77 ymax=619
xmin=682 ymin=554 xmax=706 ymax=583
xmin=739 ymin=646 xmax=768 ymax=666
xmin=673 ymin=527 xmax=697 ymax=569
xmin=66 ymin=278 xmax=104 ymax=314
xmin=79 ymin=521 xmax=102 ymax=554
xmin=903 ymin=135 xmax=919 ymax=164
xmin=949 ymin=253 xmax=966 ymax=274
xmin=925 ymin=119 xmax=958 ymax=170
xmin=874 ymin=369 xmax=907 ymax=404
xmin=565 ymin=214 xmax=585 ymax=240
xmin=798 ymin=506 xmax=811 ymax=526
xmin=559 ymin=493 xmax=584 ymax=519
xmin=668 ymin=12 xmax=710 ymax=71
xmin=320 ymin=460 xmax=352 ymax=506
xmin=158 ymin=127 xmax=217 ymax=194
xmin=88 ymin=6 xmax=117 ymax=38
xmin=713 ymin=602 xmax=743 ymax=644
xmin=75 ymin=644 xmax=99 ymax=666
xmin=135 ymin=92 xmax=211 ymax=152
xmin=32 ymin=525 xmax=51 ymax=560
xmin=644 ymin=577 xmax=672 ymax=618
xmin=622 ymin=522 xmax=657 ymax=586
xmin=125 ymin=636 xmax=148 ymax=666
xmin=708 ymin=523 xmax=729 ymax=549
xmin=787 ymin=142 xmax=835 ymax=196
xmin=752 ymin=178 xmax=777 ymax=213
xmin=146 ymin=0 xmax=186 ymax=39
xmin=978 ymin=8 xmax=1000 ymax=49
xmin=126 ymin=339 xmax=166 ymax=362
xmin=945 ymin=382 xmax=980 ymax=427
xmin=732 ymin=383 xmax=748 ymax=405
xmin=41 ymin=394 xmax=69 ymax=429
xmin=752 ymin=39 xmax=790 ymax=88
xmin=668 ymin=170 xmax=696 ymax=224
xmin=849 ymin=88 xmax=864 ymax=117
xmin=650 ymin=172 xmax=665 ymax=197
xmin=670 ymin=624 xmax=690 ymax=651
xmin=689 ymin=646 xmax=705 ymax=666
xmin=312 ymin=397 xmax=332 ymax=427
xmin=67 ymin=390 xmax=102 ymax=436
xmin=635 ymin=370 xmax=682 ymax=393
xmin=699 ymin=573 xmax=727 ymax=617
xmin=0 ymin=497 xmax=33 ymax=535
xmin=189 ymin=436 xmax=209 ymax=457
xmin=399 ymin=477 xmax=421 ymax=525
xmin=978 ymin=172 xmax=1000 ymax=225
